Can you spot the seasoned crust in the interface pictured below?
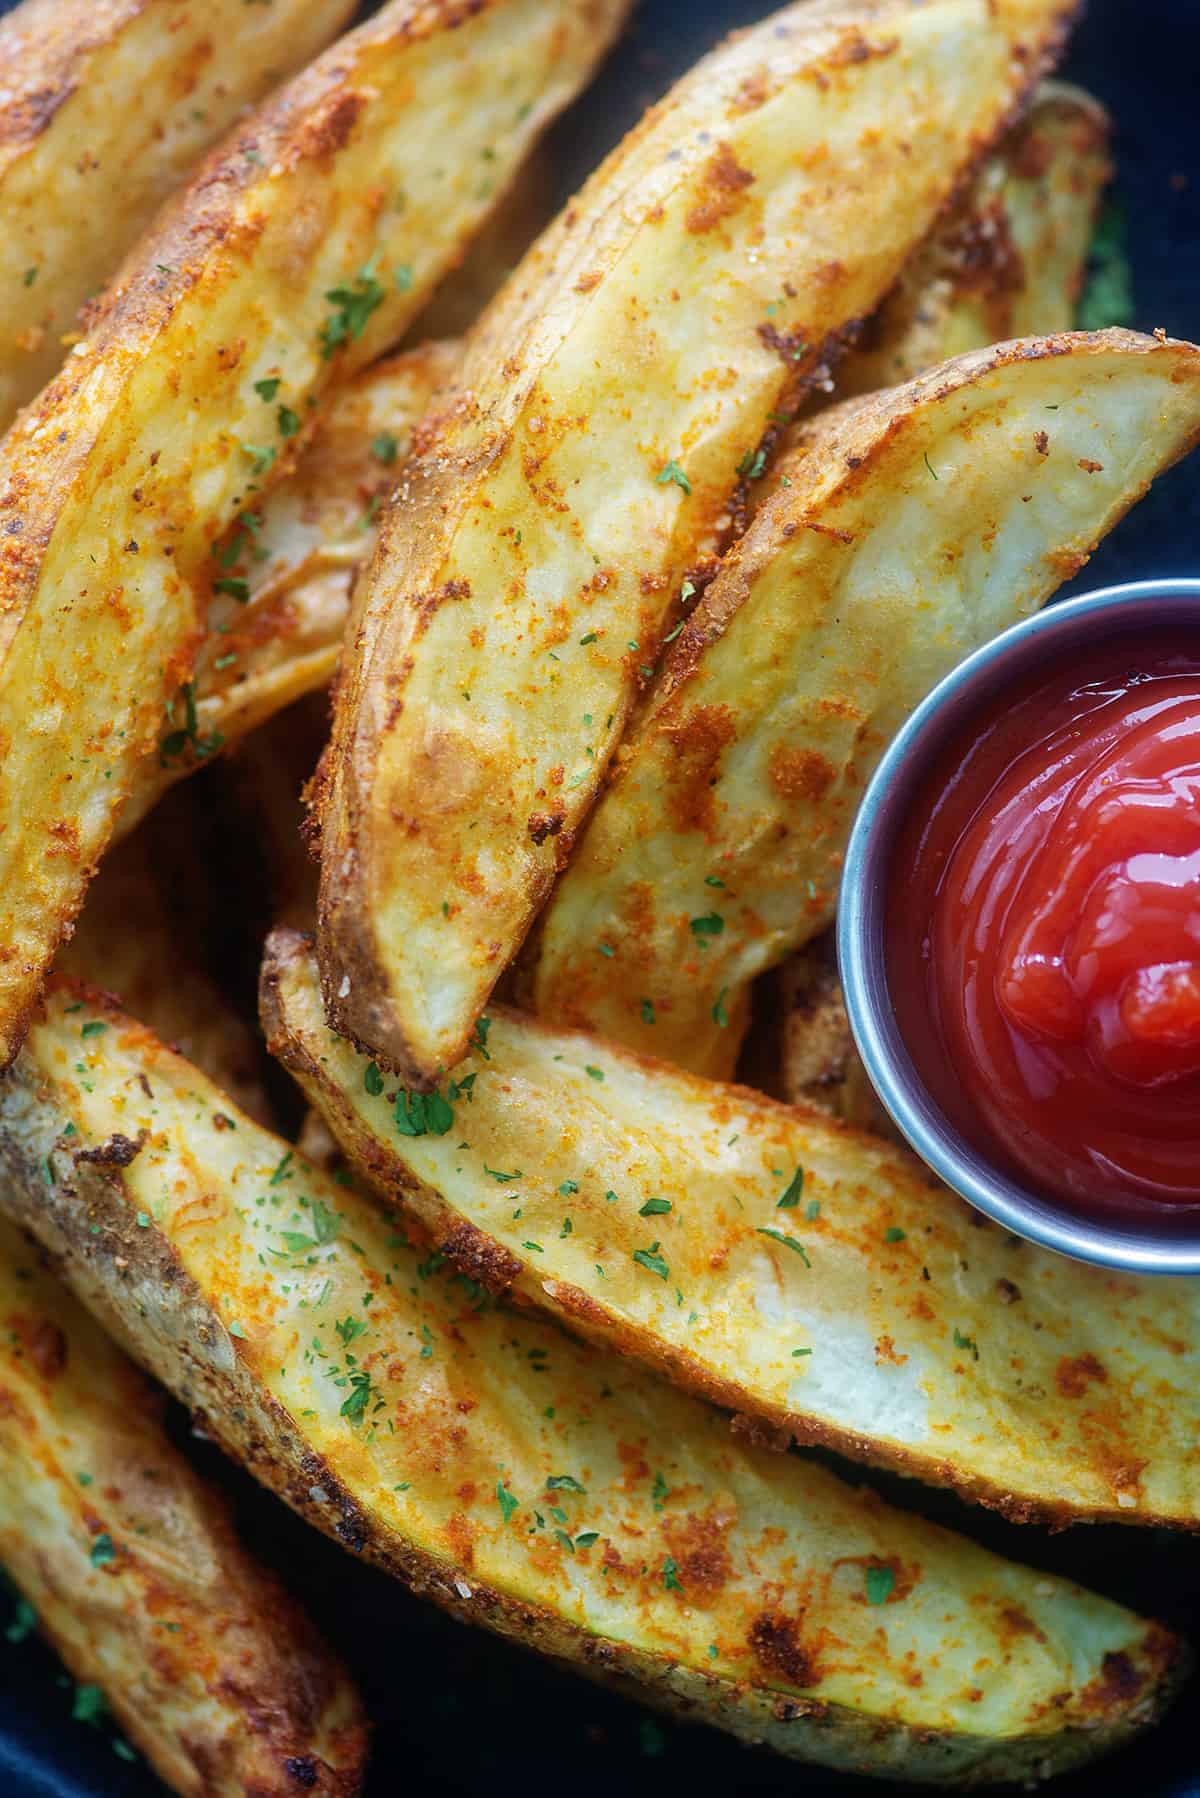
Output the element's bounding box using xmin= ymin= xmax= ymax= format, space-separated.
xmin=0 ymin=0 xmax=360 ymax=429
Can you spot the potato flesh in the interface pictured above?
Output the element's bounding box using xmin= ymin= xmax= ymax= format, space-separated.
xmin=0 ymin=0 xmax=360 ymax=433
xmin=532 ymin=332 xmax=1200 ymax=1076
xmin=0 ymin=1214 xmax=367 ymax=1795
xmin=0 ymin=979 xmax=1183 ymax=1782
xmin=317 ymin=0 xmax=1077 ymax=1084
xmin=267 ymin=936 xmax=1200 ymax=1530
xmin=0 ymin=0 xmax=628 ymax=1068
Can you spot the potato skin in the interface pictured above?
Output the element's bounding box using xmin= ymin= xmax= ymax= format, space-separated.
xmin=0 ymin=0 xmax=629 ymax=1072
xmin=266 ymin=928 xmax=1200 ymax=1532
xmin=0 ymin=1215 xmax=368 ymax=1796
xmin=531 ymin=331 xmax=1200 ymax=1076
xmin=0 ymin=971 xmax=1185 ymax=1786
xmin=0 ymin=0 xmax=361 ymax=432
xmin=316 ymin=0 xmax=1078 ymax=1087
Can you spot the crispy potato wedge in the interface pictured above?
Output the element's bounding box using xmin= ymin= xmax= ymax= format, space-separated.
xmin=265 ymin=934 xmax=1200 ymax=1531
xmin=0 ymin=1215 xmax=367 ymax=1795
xmin=316 ymin=0 xmax=1076 ymax=1085
xmin=0 ymin=0 xmax=360 ymax=433
xmin=837 ymin=81 xmax=1110 ymax=397
xmin=0 ymin=0 xmax=629 ymax=1071
xmin=531 ymin=331 xmax=1200 ymax=1076
xmin=0 ymin=976 xmax=1185 ymax=1785
xmin=120 ymin=339 xmax=461 ymax=837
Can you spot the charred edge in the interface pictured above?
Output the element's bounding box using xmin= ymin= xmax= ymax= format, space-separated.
xmin=73 ymin=1128 xmax=149 ymax=1169
xmin=438 ymin=1218 xmax=521 ymax=1297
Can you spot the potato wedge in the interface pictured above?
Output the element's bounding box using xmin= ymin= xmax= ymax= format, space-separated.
xmin=837 ymin=81 xmax=1110 ymax=397
xmin=531 ymin=331 xmax=1200 ymax=1076
xmin=0 ymin=1215 xmax=367 ymax=1795
xmin=265 ymin=934 xmax=1200 ymax=1531
xmin=120 ymin=339 xmax=461 ymax=838
xmin=0 ymin=0 xmax=629 ymax=1072
xmin=0 ymin=974 xmax=1184 ymax=1784
xmin=0 ymin=0 xmax=360 ymax=434
xmin=315 ymin=0 xmax=1076 ymax=1085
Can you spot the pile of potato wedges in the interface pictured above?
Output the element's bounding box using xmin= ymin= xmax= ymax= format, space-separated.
xmin=0 ymin=1 xmax=1197 ymax=1791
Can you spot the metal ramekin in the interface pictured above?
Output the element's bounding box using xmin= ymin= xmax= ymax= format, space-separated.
xmin=838 ymin=578 xmax=1200 ymax=1275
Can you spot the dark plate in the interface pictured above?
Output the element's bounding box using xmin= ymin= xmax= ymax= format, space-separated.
xmin=1 ymin=0 xmax=1198 ymax=1792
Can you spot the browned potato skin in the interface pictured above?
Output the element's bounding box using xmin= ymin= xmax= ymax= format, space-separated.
xmin=316 ymin=0 xmax=1078 ymax=1087
xmin=1 ymin=795 xmax=368 ymax=1789
xmin=0 ymin=1218 xmax=368 ymax=1794
xmin=0 ymin=0 xmax=629 ymax=1073
xmin=0 ymin=0 xmax=360 ymax=431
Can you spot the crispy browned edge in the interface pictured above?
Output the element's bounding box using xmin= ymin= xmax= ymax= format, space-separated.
xmin=312 ymin=0 xmax=1083 ymax=1086
xmin=0 ymin=2 xmax=159 ymax=161
xmin=1 ymin=972 xmax=1189 ymax=1783
xmin=262 ymin=927 xmax=1200 ymax=1534
xmin=0 ymin=0 xmax=526 ymax=1072
xmin=0 ymin=1249 xmax=371 ymax=1795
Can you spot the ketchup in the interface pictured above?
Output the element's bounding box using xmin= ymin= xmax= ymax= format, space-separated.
xmin=888 ymin=632 xmax=1200 ymax=1221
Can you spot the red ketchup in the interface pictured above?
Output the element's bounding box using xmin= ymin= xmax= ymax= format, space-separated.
xmin=888 ymin=632 xmax=1200 ymax=1222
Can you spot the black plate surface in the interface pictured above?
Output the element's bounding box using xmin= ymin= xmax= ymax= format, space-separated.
xmin=1 ymin=0 xmax=1198 ymax=1792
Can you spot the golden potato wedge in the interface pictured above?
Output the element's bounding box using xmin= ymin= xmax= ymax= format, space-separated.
xmin=531 ymin=331 xmax=1200 ymax=1076
xmin=0 ymin=0 xmax=629 ymax=1072
xmin=0 ymin=0 xmax=360 ymax=433
xmin=120 ymin=339 xmax=461 ymax=838
xmin=0 ymin=1215 xmax=367 ymax=1795
xmin=315 ymin=0 xmax=1077 ymax=1086
xmin=265 ymin=934 xmax=1200 ymax=1531
xmin=59 ymin=794 xmax=274 ymax=1126
xmin=0 ymin=973 xmax=1184 ymax=1784
xmin=837 ymin=81 xmax=1111 ymax=397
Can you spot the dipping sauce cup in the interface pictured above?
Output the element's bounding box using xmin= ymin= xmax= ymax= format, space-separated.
xmin=839 ymin=579 xmax=1200 ymax=1274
